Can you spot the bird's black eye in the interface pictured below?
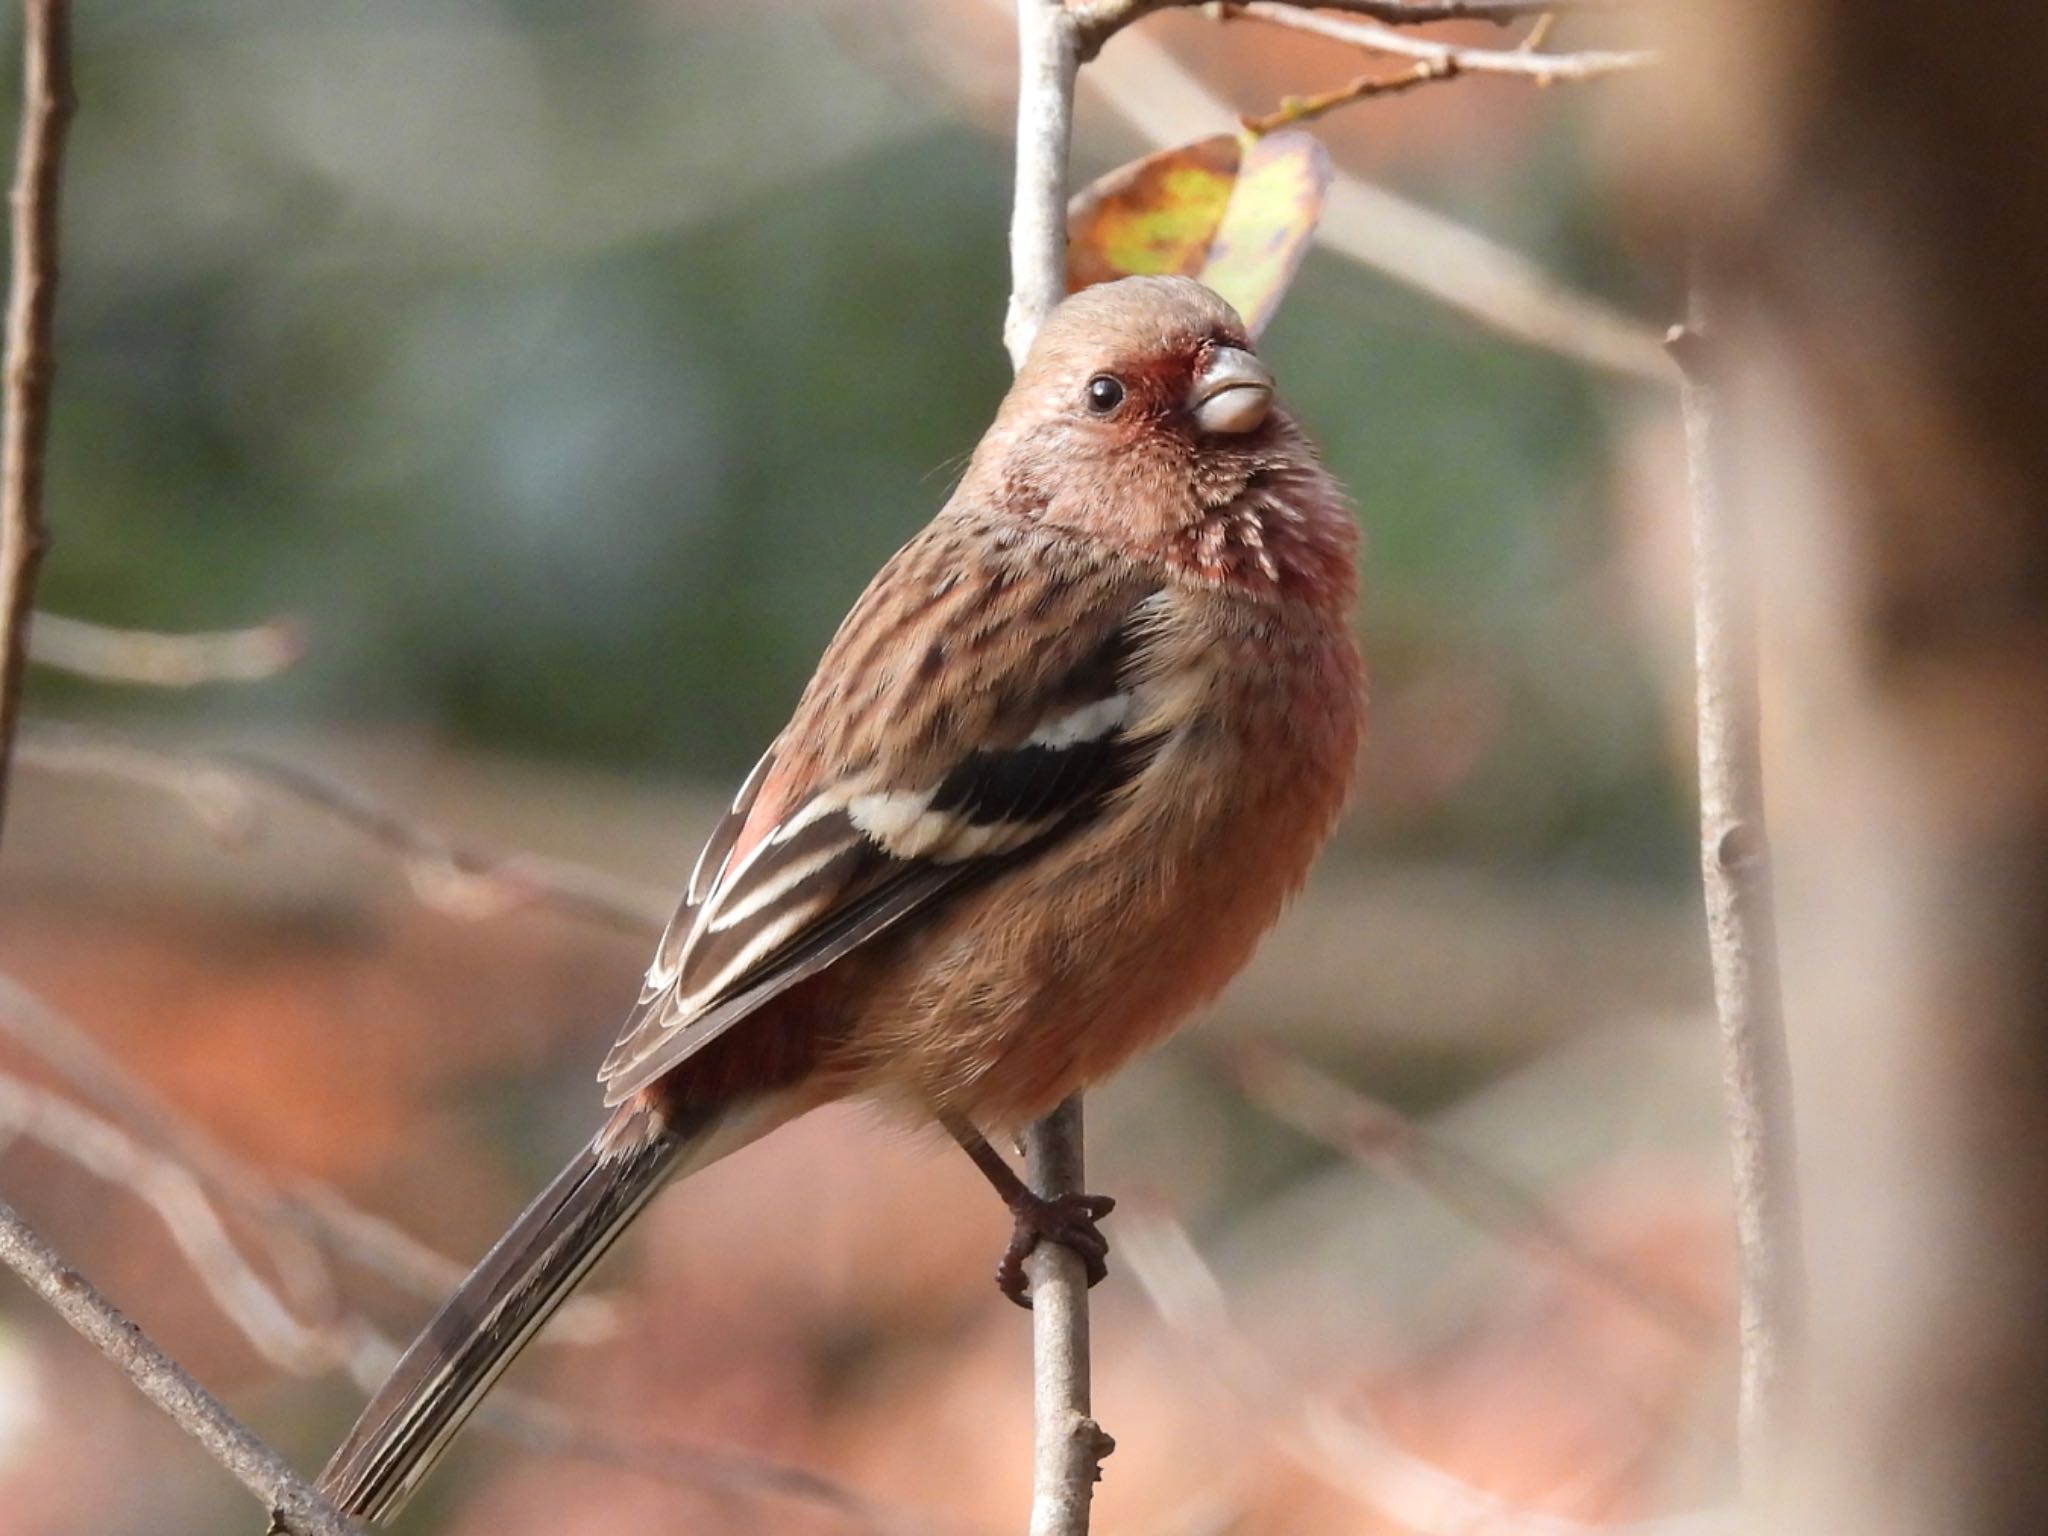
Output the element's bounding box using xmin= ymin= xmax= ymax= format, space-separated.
xmin=1085 ymin=375 xmax=1125 ymax=413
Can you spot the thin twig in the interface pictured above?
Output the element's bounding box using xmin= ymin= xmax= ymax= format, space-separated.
xmin=0 ymin=1015 xmax=905 ymax=1528
xmin=1668 ymin=277 xmax=1803 ymax=1483
xmin=0 ymin=1068 xmax=348 ymax=1372
xmin=29 ymin=610 xmax=305 ymax=686
xmin=1006 ymin=4 xmax=1114 ymax=1531
xmin=213 ymin=748 xmax=673 ymax=933
xmin=1068 ymin=0 xmax=1633 ymax=55
xmin=1237 ymin=22 xmax=1653 ymax=136
xmin=0 ymin=1198 xmax=363 ymax=1536
xmin=1241 ymin=56 xmax=1464 ymax=135
xmin=1225 ymin=1046 xmax=1719 ymax=1346
xmin=1075 ymin=21 xmax=1674 ymax=385
xmin=0 ymin=970 xmax=618 ymax=1335
xmin=16 ymin=723 xmax=674 ymax=936
xmin=1267 ymin=0 xmax=1631 ymax=20
xmin=1229 ymin=1 xmax=1657 ymax=82
xmin=0 ymin=0 xmax=74 ymax=844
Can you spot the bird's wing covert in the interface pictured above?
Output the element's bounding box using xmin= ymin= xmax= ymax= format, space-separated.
xmin=597 ymin=526 xmax=1163 ymax=1105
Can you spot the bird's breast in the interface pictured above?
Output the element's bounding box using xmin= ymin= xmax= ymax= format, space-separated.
xmin=843 ymin=587 xmax=1364 ymax=1129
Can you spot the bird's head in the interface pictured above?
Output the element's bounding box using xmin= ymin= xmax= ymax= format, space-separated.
xmin=1012 ymin=274 xmax=1276 ymax=443
xmin=965 ymin=275 xmax=1353 ymax=602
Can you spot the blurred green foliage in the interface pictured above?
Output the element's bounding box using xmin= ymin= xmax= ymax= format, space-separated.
xmin=19 ymin=0 xmax=1688 ymax=881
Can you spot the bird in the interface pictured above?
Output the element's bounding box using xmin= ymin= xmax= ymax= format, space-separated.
xmin=314 ymin=274 xmax=1364 ymax=1524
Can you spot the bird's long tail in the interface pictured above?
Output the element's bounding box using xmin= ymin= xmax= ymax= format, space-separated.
xmin=316 ymin=1098 xmax=722 ymax=1524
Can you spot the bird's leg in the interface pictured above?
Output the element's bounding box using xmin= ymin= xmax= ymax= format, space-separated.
xmin=943 ymin=1114 xmax=1116 ymax=1309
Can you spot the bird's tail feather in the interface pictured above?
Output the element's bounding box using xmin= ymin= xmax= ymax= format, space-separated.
xmin=316 ymin=1100 xmax=705 ymax=1525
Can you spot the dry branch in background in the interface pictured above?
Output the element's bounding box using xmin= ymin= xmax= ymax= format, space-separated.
xmin=0 ymin=0 xmax=73 ymax=843
xmin=0 ymin=1200 xmax=363 ymax=1536
xmin=0 ymin=968 xmax=628 ymax=1339
xmin=0 ymin=1068 xmax=349 ymax=1374
xmin=1260 ymin=0 xmax=1632 ymax=19
xmin=1122 ymin=1213 xmax=1724 ymax=1536
xmin=1068 ymin=0 xmax=1634 ymax=54
xmin=1637 ymin=3 xmax=2048 ymax=1530
xmin=16 ymin=724 xmax=674 ymax=935
xmin=0 ymin=14 xmax=624 ymax=1525
xmin=1229 ymin=1 xmax=1656 ymax=88
xmin=1669 ymin=283 xmax=1802 ymax=1482
xmin=0 ymin=974 xmax=904 ymax=1531
xmin=27 ymin=611 xmax=305 ymax=686
xmin=1226 ymin=1045 xmax=1719 ymax=1347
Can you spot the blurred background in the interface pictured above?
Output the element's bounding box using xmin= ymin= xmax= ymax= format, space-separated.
xmin=0 ymin=2 xmax=1737 ymax=1533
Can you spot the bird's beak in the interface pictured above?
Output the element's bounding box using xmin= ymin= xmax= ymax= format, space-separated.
xmin=1189 ymin=347 xmax=1275 ymax=435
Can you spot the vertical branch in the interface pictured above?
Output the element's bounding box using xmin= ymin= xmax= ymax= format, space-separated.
xmin=1004 ymin=0 xmax=1078 ymax=369
xmin=1670 ymin=273 xmax=1805 ymax=1482
xmin=1022 ymin=1100 xmax=1115 ymax=1536
xmin=1007 ymin=3 xmax=1113 ymax=1532
xmin=0 ymin=16 xmax=362 ymax=1532
xmin=0 ymin=0 xmax=73 ymax=844
xmin=0 ymin=1200 xmax=362 ymax=1536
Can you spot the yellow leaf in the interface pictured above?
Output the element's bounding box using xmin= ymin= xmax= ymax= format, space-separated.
xmin=1066 ymin=130 xmax=1330 ymax=335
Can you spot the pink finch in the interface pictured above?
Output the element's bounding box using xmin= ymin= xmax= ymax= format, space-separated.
xmin=318 ymin=275 xmax=1364 ymax=1523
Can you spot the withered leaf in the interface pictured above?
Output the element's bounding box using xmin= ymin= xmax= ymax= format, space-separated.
xmin=1066 ymin=129 xmax=1331 ymax=335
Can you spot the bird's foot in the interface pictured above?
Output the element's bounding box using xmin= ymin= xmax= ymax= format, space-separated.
xmin=996 ymin=1189 xmax=1116 ymax=1309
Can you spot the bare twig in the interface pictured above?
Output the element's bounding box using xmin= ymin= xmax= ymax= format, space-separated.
xmin=213 ymin=749 xmax=673 ymax=932
xmin=0 ymin=970 xmax=595 ymax=1335
xmin=1269 ymin=0 xmax=1632 ymax=20
xmin=16 ymin=723 xmax=674 ymax=936
xmin=1668 ymin=280 xmax=1802 ymax=1481
xmin=0 ymin=0 xmax=74 ymax=844
xmin=0 ymin=991 xmax=903 ymax=1529
xmin=1225 ymin=1046 xmax=1719 ymax=1346
xmin=1077 ymin=23 xmax=1674 ymax=385
xmin=1068 ymin=0 xmax=1634 ymax=55
xmin=1229 ymin=2 xmax=1657 ymax=83
xmin=29 ymin=610 xmax=305 ymax=686
xmin=1241 ymin=55 xmax=1465 ymax=135
xmin=0 ymin=970 xmax=617 ymax=1335
xmin=0 ymin=1199 xmax=363 ymax=1536
xmin=0 ymin=1068 xmax=348 ymax=1372
xmin=1006 ymin=4 xmax=1115 ymax=1531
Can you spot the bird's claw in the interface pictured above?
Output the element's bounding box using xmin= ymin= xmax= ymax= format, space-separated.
xmin=997 ymin=1190 xmax=1116 ymax=1309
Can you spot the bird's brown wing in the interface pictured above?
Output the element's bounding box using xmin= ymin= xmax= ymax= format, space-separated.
xmin=598 ymin=522 xmax=1163 ymax=1106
